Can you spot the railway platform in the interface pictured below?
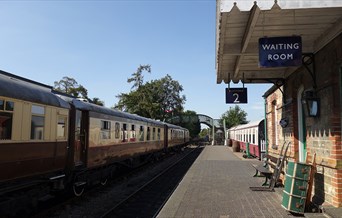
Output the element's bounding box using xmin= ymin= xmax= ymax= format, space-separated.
xmin=157 ymin=145 xmax=339 ymax=218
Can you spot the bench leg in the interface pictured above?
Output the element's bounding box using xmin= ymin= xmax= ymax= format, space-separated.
xmin=262 ymin=177 xmax=269 ymax=186
xmin=253 ymin=169 xmax=259 ymax=177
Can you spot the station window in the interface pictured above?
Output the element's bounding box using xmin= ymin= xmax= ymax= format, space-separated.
xmin=57 ymin=116 xmax=67 ymax=139
xmin=101 ymin=120 xmax=111 ymax=139
xmin=0 ymin=99 xmax=14 ymax=140
xmin=115 ymin=122 xmax=120 ymax=139
xmin=31 ymin=105 xmax=45 ymax=140
xmin=139 ymin=126 xmax=144 ymax=141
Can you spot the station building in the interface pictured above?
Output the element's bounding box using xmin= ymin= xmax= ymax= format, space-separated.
xmin=216 ymin=1 xmax=342 ymax=207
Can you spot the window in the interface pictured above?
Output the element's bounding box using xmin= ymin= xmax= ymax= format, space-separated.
xmin=252 ymin=130 xmax=255 ymax=144
xmin=0 ymin=99 xmax=14 ymax=140
xmin=157 ymin=128 xmax=161 ymax=140
xmin=131 ymin=124 xmax=136 ymax=139
xmin=57 ymin=116 xmax=67 ymax=139
xmin=147 ymin=127 xmax=150 ymax=141
xmin=122 ymin=123 xmax=127 ymax=142
xmin=115 ymin=122 xmax=120 ymax=139
xmin=31 ymin=105 xmax=45 ymax=140
xmin=101 ymin=120 xmax=111 ymax=130
xmin=101 ymin=120 xmax=111 ymax=139
xmin=152 ymin=128 xmax=156 ymax=140
xmin=139 ymin=126 xmax=144 ymax=141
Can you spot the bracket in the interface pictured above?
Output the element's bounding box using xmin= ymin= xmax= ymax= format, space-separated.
xmin=302 ymin=53 xmax=317 ymax=89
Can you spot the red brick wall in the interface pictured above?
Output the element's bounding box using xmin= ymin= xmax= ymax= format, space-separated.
xmin=265 ymin=33 xmax=342 ymax=207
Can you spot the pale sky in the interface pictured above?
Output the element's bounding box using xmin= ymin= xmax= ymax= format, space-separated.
xmin=0 ymin=0 xmax=272 ymax=122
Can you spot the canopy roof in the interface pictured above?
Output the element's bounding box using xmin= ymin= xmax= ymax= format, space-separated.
xmin=216 ymin=0 xmax=342 ymax=84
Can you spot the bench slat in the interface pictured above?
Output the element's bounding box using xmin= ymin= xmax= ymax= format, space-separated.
xmin=252 ymin=165 xmax=272 ymax=175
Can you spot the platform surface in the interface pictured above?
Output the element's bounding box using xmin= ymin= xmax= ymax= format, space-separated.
xmin=157 ymin=145 xmax=329 ymax=218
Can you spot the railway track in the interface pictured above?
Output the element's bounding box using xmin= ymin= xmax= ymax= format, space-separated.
xmin=101 ymin=145 xmax=203 ymax=218
xmin=31 ymin=145 xmax=202 ymax=218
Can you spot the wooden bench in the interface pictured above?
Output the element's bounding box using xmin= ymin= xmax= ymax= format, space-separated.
xmin=250 ymin=142 xmax=291 ymax=191
xmin=252 ymin=154 xmax=277 ymax=186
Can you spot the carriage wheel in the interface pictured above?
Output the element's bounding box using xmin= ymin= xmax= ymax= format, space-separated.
xmin=73 ymin=182 xmax=85 ymax=196
xmin=100 ymin=178 xmax=108 ymax=186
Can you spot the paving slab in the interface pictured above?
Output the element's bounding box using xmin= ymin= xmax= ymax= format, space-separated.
xmin=157 ymin=145 xmax=331 ymax=218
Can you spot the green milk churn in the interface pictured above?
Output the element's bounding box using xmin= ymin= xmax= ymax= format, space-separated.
xmin=281 ymin=161 xmax=312 ymax=214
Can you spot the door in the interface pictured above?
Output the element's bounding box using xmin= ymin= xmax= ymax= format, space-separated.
xmin=297 ymin=86 xmax=307 ymax=162
xmin=164 ymin=125 xmax=168 ymax=150
xmin=74 ymin=110 xmax=88 ymax=167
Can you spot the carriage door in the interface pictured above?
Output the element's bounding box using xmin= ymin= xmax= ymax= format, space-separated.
xmin=164 ymin=125 xmax=168 ymax=150
xmin=74 ymin=110 xmax=88 ymax=167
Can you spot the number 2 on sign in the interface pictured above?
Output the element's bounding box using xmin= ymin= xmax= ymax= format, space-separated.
xmin=233 ymin=93 xmax=240 ymax=103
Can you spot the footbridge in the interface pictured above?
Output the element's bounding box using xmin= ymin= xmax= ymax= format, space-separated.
xmin=166 ymin=114 xmax=226 ymax=145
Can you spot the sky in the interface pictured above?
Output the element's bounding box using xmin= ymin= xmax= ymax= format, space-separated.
xmin=0 ymin=0 xmax=271 ymax=123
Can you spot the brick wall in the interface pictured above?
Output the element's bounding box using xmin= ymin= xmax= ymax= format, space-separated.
xmin=265 ymin=33 xmax=342 ymax=207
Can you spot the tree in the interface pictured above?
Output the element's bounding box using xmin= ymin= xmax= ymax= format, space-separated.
xmin=199 ymin=128 xmax=210 ymax=141
xmin=115 ymin=67 xmax=186 ymax=121
xmin=179 ymin=110 xmax=200 ymax=138
xmin=91 ymin=97 xmax=104 ymax=106
xmin=157 ymin=74 xmax=186 ymax=120
xmin=54 ymin=76 xmax=104 ymax=106
xmin=127 ymin=65 xmax=151 ymax=90
xmin=166 ymin=110 xmax=200 ymax=138
xmin=220 ymin=105 xmax=248 ymax=129
xmin=54 ymin=77 xmax=88 ymax=98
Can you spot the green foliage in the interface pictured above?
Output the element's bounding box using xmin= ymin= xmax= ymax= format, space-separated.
xmin=175 ymin=110 xmax=201 ymax=138
xmin=220 ymin=105 xmax=248 ymax=129
xmin=199 ymin=128 xmax=210 ymax=138
xmin=127 ymin=64 xmax=151 ymax=90
xmin=115 ymin=66 xmax=186 ymax=121
xmin=54 ymin=76 xmax=104 ymax=106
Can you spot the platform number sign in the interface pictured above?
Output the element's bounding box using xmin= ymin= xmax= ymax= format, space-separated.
xmin=225 ymin=88 xmax=247 ymax=104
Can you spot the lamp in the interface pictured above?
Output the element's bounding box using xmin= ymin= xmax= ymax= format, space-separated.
xmin=301 ymin=90 xmax=320 ymax=117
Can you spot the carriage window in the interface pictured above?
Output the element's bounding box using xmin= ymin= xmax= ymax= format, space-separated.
xmin=31 ymin=105 xmax=45 ymax=140
xmin=101 ymin=120 xmax=111 ymax=139
xmin=57 ymin=116 xmax=67 ymax=139
xmin=139 ymin=126 xmax=144 ymax=141
xmin=131 ymin=124 xmax=136 ymax=139
xmin=101 ymin=120 xmax=111 ymax=130
xmin=5 ymin=101 xmax=14 ymax=111
xmin=152 ymin=128 xmax=156 ymax=140
xmin=0 ymin=99 xmax=14 ymax=140
xmin=0 ymin=112 xmax=12 ymax=140
xmin=157 ymin=128 xmax=161 ymax=140
xmin=147 ymin=127 xmax=150 ymax=141
xmin=115 ymin=122 xmax=120 ymax=139
xmin=122 ymin=123 xmax=127 ymax=142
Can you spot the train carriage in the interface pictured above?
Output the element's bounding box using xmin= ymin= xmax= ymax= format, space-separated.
xmin=0 ymin=70 xmax=190 ymax=215
xmin=228 ymin=119 xmax=266 ymax=160
xmin=0 ymin=71 xmax=70 ymax=185
xmin=59 ymin=96 xmax=168 ymax=169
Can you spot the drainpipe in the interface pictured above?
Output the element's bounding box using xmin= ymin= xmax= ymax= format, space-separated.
xmin=264 ymin=97 xmax=268 ymax=156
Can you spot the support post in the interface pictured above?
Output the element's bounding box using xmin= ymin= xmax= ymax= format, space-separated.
xmin=212 ymin=125 xmax=215 ymax=146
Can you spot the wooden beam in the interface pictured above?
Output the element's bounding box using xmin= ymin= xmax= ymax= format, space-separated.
xmin=233 ymin=3 xmax=260 ymax=79
xmin=314 ymin=15 xmax=342 ymax=53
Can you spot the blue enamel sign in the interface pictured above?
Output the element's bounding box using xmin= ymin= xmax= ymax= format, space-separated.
xmin=259 ymin=36 xmax=302 ymax=67
xmin=226 ymin=88 xmax=247 ymax=104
